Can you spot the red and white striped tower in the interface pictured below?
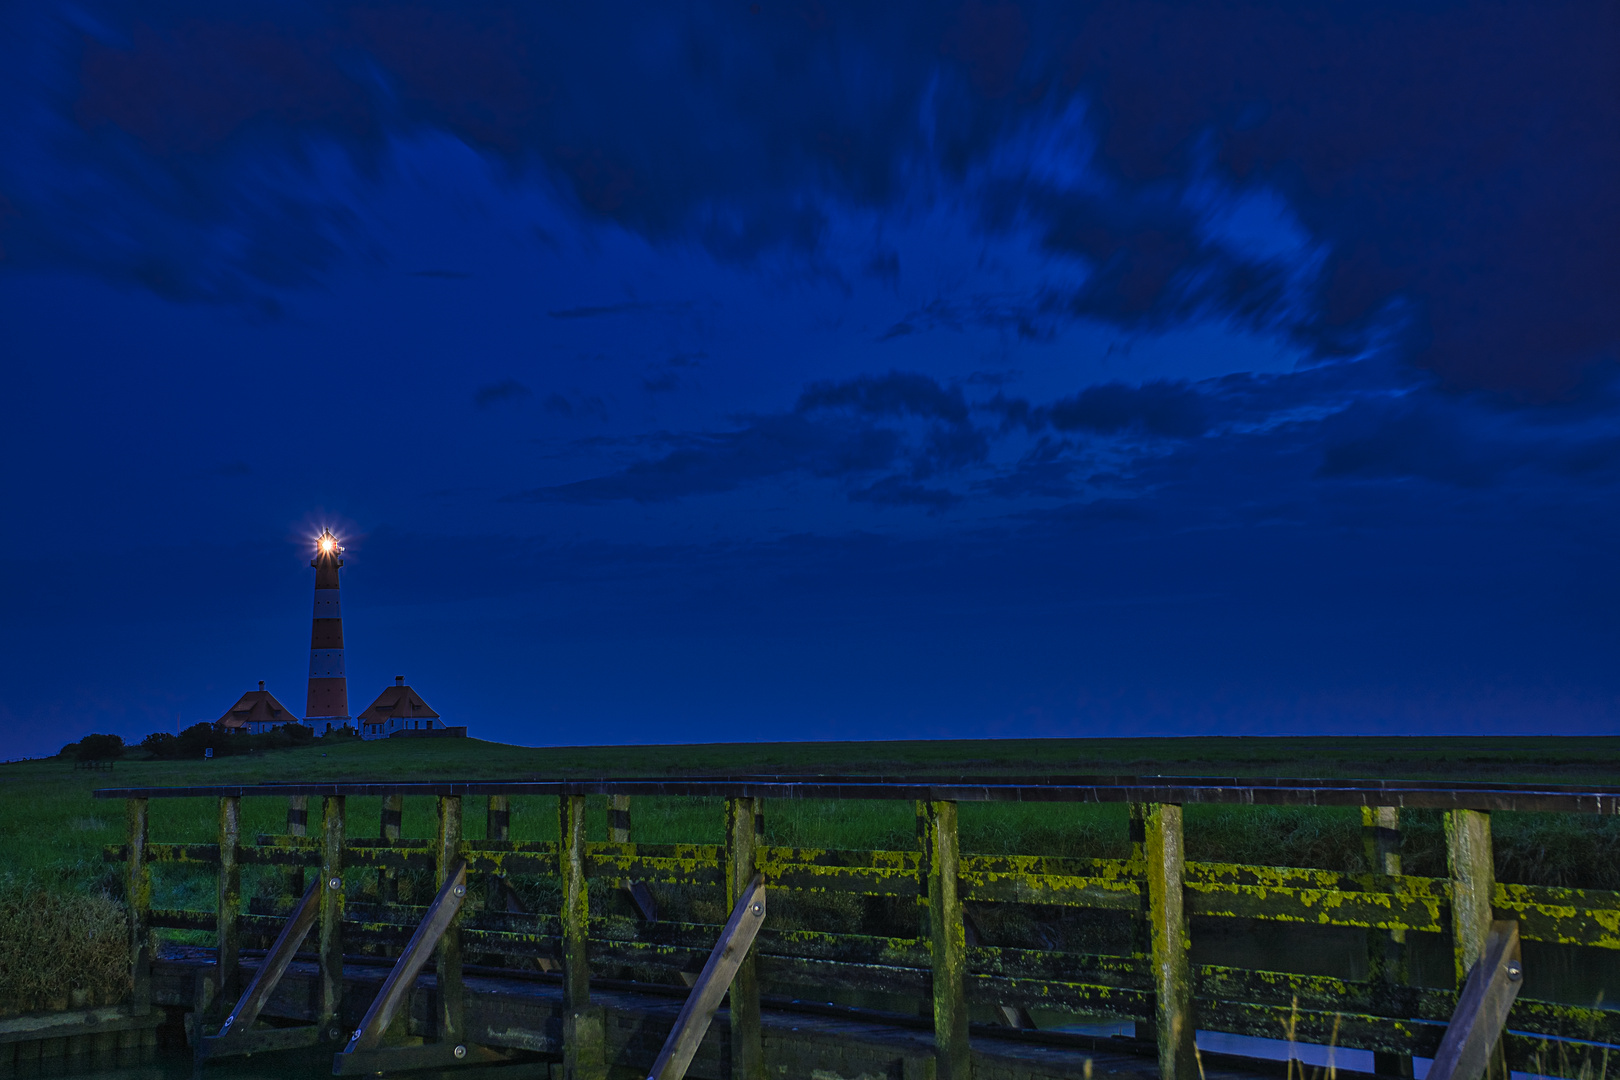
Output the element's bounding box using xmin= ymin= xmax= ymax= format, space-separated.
xmin=305 ymin=530 xmax=351 ymax=733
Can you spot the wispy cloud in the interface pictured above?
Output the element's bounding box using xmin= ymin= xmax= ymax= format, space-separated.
xmin=474 ymin=379 xmax=532 ymax=409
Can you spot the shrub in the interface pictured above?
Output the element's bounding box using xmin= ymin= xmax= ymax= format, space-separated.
xmin=140 ymin=731 xmax=178 ymax=758
xmin=74 ymin=734 xmax=125 ymax=761
xmin=0 ymin=882 xmax=129 ymax=1014
xmin=140 ymin=721 xmax=320 ymax=759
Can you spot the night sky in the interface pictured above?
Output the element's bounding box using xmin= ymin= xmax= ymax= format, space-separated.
xmin=3 ymin=1 xmax=1618 ymax=758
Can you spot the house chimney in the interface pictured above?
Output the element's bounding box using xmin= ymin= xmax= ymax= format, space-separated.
xmin=305 ymin=530 xmax=351 ymax=732
xmin=396 ymin=675 xmax=403 ymax=686
xmin=259 ymin=681 xmax=265 ymax=691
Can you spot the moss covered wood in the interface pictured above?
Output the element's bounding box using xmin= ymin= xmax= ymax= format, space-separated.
xmin=1446 ymin=808 xmax=1504 ymax=1079
xmin=1144 ymin=803 xmax=1196 ymax=1080
xmin=319 ymin=796 xmax=345 ymax=1030
xmin=1364 ymin=805 xmax=1413 ymax=1079
xmin=559 ymin=794 xmax=589 ymax=1009
xmin=215 ymin=796 xmax=241 ymax=1005
xmin=435 ymin=795 xmax=464 ymax=1045
xmin=726 ymin=796 xmax=764 ymax=1080
xmin=557 ymin=794 xmax=605 ymax=1080
xmin=1447 ymin=810 xmax=1495 ymax=987
xmin=485 ymin=794 xmax=510 ymax=909
xmin=923 ymin=799 xmax=970 ymax=1080
xmin=379 ymin=794 xmax=402 ymax=905
xmin=99 ymin=775 xmax=1620 ymax=1080
xmin=286 ymin=795 xmax=308 ymax=897
xmin=609 ymin=794 xmax=630 ymax=844
xmin=125 ymin=798 xmax=150 ymax=1012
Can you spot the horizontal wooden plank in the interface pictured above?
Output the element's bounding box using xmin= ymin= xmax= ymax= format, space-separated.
xmin=459 ymin=839 xmax=560 ymax=877
xmin=757 ymin=954 xmax=929 ymax=996
xmin=0 ymin=1005 xmax=162 ymax=1045
xmin=1504 ymin=1032 xmax=1620 ymax=1076
xmin=342 ymin=845 xmax=437 ymax=872
xmin=1198 ymin=998 xmax=1445 ymax=1057
xmin=201 ymin=1023 xmax=324 ymax=1057
xmin=150 ymin=907 xmax=213 ymax=930
xmin=253 ymin=835 xmax=320 ymax=849
xmin=1186 ymin=863 xmax=1448 ymax=932
xmin=760 ymin=928 xmax=928 ymax=968
xmin=142 ymin=842 xmax=220 ymax=865
xmin=91 ymin=775 xmax=1620 ymax=816
xmin=966 ymin=974 xmax=1153 ymax=1019
xmin=460 ymin=927 xmax=561 ymax=959
xmin=590 ymin=918 xmax=928 ymax=968
xmin=1196 ymin=964 xmax=1453 ymax=1018
xmin=959 ymin=854 xmax=1143 ymax=909
xmin=968 ymin=946 xmax=1147 ymax=989
xmin=1495 ymin=882 xmax=1620 ymax=950
xmin=585 ymin=842 xmax=721 ymax=885
xmin=757 ymin=846 xmax=920 ymax=897
xmin=1500 ymin=996 xmax=1620 ymax=1045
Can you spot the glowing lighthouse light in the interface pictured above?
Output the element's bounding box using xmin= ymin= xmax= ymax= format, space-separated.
xmin=318 ymin=533 xmax=337 ymax=555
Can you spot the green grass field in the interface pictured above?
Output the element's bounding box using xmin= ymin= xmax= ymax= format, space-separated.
xmin=6 ymin=733 xmax=1620 ymax=898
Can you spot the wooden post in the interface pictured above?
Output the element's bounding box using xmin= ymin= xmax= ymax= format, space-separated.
xmin=126 ymin=798 xmax=151 ymax=1012
xmin=559 ymin=794 xmax=604 ymax=1080
xmin=1446 ymin=809 xmax=1501 ymax=1078
xmin=319 ymin=796 xmax=345 ymax=1034
xmin=1144 ymin=803 xmax=1196 ymax=1080
xmin=914 ymin=801 xmax=931 ymax=941
xmin=1446 ymin=810 xmax=1494 ymax=987
xmin=1128 ymin=803 xmax=1152 ymax=1042
xmin=436 ymin=796 xmax=464 ymax=1045
xmin=609 ymin=794 xmax=630 ymax=843
xmin=726 ymin=797 xmax=764 ymax=1080
xmin=379 ymin=794 xmax=402 ymax=905
xmin=488 ymin=794 xmax=511 ymax=841
xmin=216 ymin=797 xmax=241 ymax=1003
xmin=486 ymin=795 xmax=510 ymax=909
xmin=560 ymin=794 xmax=589 ymax=1007
xmin=1364 ymin=806 xmax=1413 ymax=1078
xmin=286 ymin=796 xmax=308 ymax=898
xmin=923 ymin=799 xmax=970 ymax=1080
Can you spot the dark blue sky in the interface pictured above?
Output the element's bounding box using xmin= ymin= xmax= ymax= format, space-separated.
xmin=3 ymin=1 xmax=1618 ymax=757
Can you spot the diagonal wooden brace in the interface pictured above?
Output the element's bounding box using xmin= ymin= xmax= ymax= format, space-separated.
xmin=1428 ymin=920 xmax=1523 ymax=1080
xmin=335 ymin=859 xmax=468 ymax=1069
xmin=645 ymin=873 xmax=768 ymax=1080
xmin=198 ymin=874 xmax=324 ymax=1061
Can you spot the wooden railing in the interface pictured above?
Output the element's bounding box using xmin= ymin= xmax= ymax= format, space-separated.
xmin=96 ymin=775 xmax=1620 ymax=1080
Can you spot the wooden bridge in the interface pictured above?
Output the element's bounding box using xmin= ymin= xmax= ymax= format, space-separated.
xmin=65 ymin=774 xmax=1620 ymax=1080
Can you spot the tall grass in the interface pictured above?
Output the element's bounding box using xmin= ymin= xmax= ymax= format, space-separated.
xmin=0 ymin=878 xmax=129 ymax=1015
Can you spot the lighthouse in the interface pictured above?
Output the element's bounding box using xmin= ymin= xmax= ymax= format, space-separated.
xmin=304 ymin=530 xmax=351 ymax=733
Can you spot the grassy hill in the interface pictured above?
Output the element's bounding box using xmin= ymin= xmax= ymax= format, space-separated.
xmin=5 ymin=734 xmax=1620 ymax=899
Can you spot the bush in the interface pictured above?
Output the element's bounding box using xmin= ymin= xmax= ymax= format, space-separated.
xmin=139 ymin=721 xmax=320 ymax=760
xmin=0 ymin=881 xmax=129 ymax=1013
xmin=140 ymin=731 xmax=178 ymax=758
xmin=73 ymin=734 xmax=125 ymax=762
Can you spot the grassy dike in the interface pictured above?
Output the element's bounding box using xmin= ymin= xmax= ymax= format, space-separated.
xmin=6 ymin=732 xmax=1620 ymax=891
xmin=3 ymin=733 xmax=1620 ymax=1012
